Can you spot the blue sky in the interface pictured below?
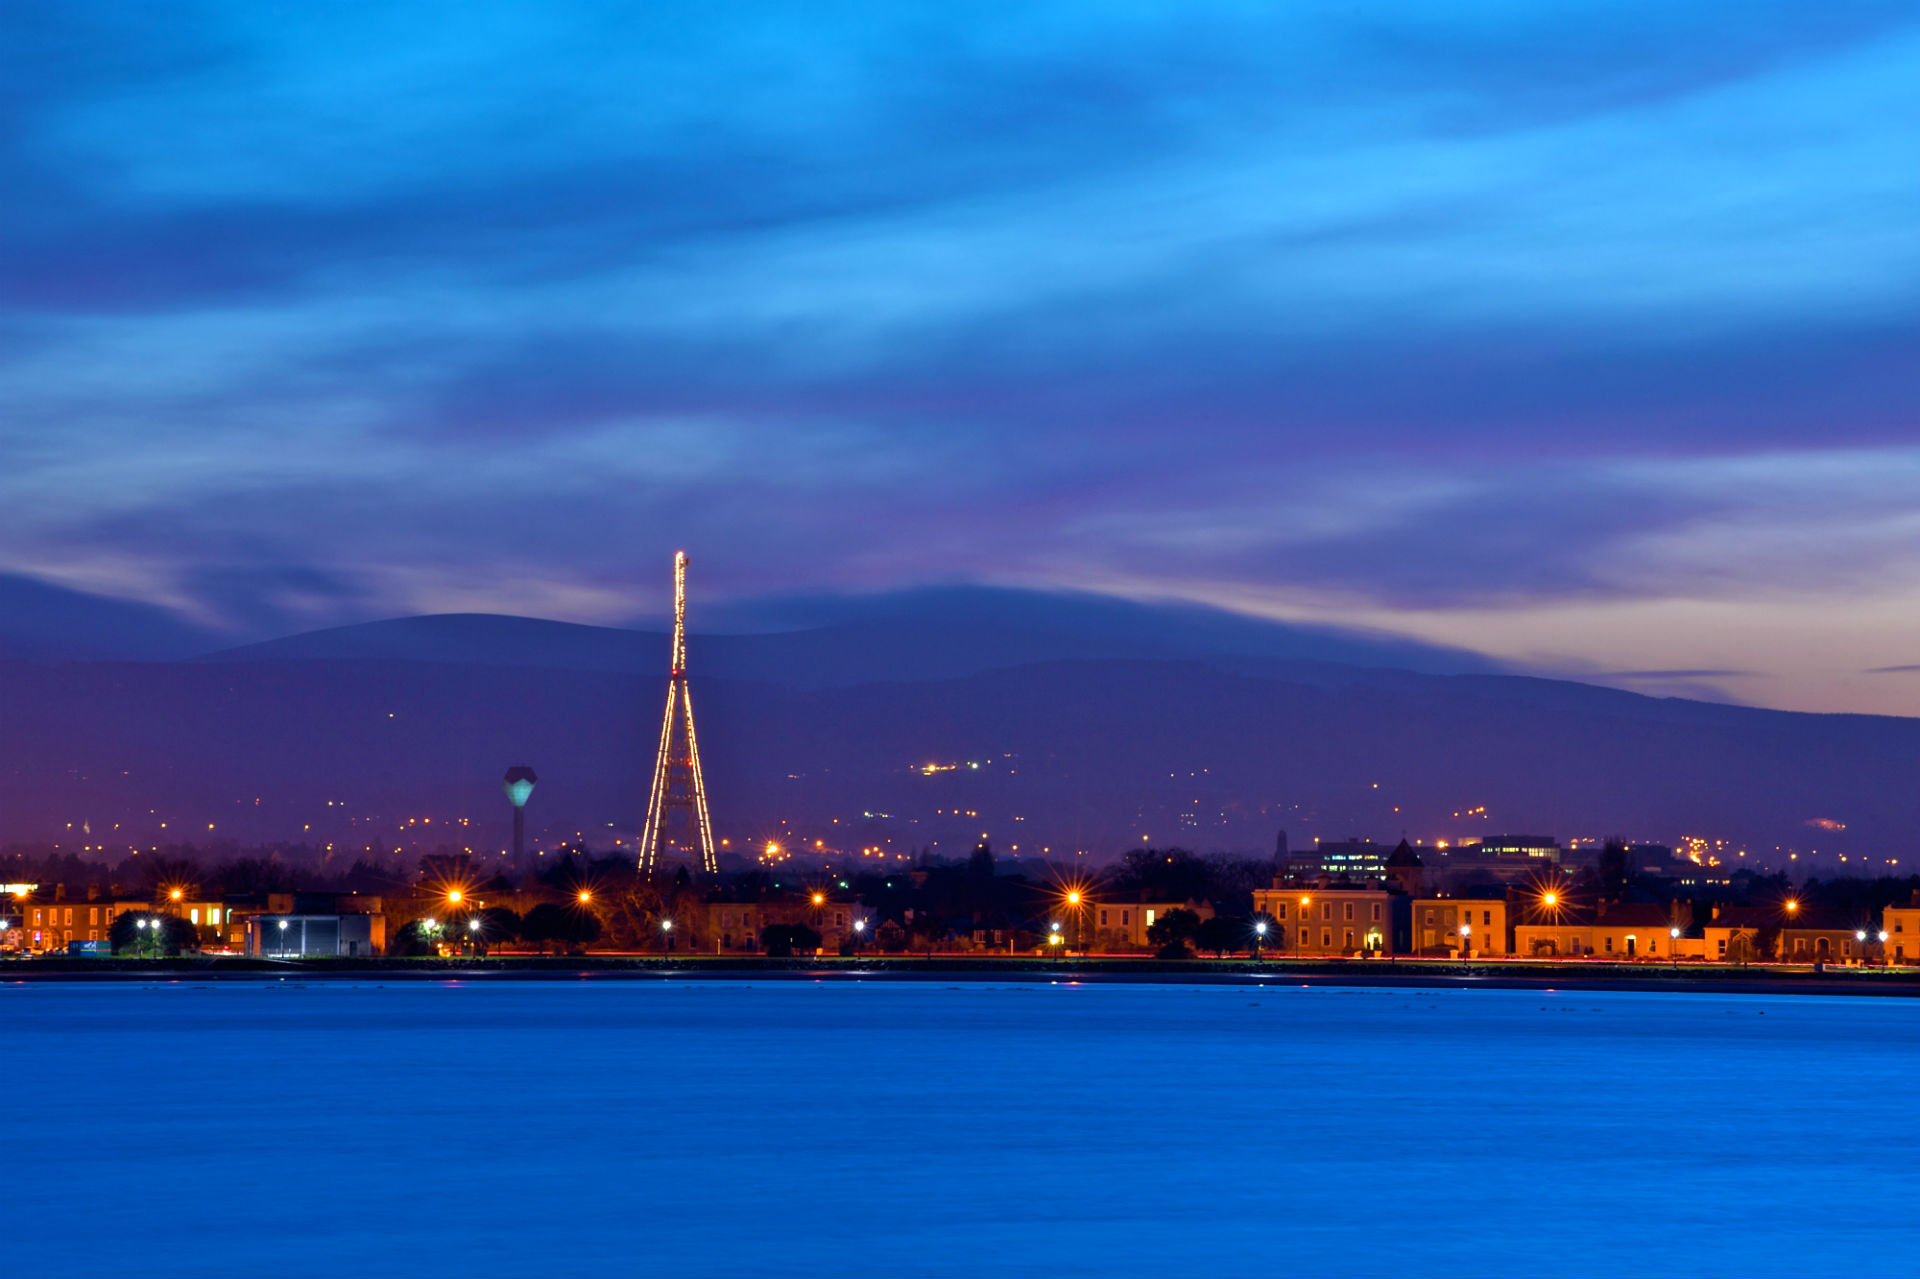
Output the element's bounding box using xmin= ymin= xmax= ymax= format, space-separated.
xmin=4 ymin=2 xmax=1920 ymax=711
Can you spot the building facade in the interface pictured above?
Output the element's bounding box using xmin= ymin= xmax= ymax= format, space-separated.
xmin=1091 ymin=899 xmax=1216 ymax=950
xmin=1410 ymin=896 xmax=1510 ymax=957
xmin=1514 ymin=902 xmax=1677 ymax=959
xmin=1251 ymin=886 xmax=1400 ymax=956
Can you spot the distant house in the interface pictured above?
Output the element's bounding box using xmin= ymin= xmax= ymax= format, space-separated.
xmin=1410 ymin=895 xmax=1509 ymax=957
xmin=1777 ymin=909 xmax=1874 ymax=964
xmin=699 ymin=896 xmax=867 ymax=954
xmin=1091 ymin=899 xmax=1214 ymax=950
xmin=1884 ymin=895 xmax=1920 ymax=965
xmin=1251 ymin=884 xmax=1402 ymax=956
xmin=1515 ymin=901 xmax=1676 ymax=959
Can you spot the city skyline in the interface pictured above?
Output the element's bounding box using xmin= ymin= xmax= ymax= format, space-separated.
xmin=4 ymin=3 xmax=1919 ymax=713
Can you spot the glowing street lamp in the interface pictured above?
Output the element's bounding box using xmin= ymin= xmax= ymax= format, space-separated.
xmin=577 ymin=890 xmax=593 ymax=905
xmin=446 ymin=889 xmax=464 ymax=906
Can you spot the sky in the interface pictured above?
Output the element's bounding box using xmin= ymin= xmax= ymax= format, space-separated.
xmin=3 ymin=2 xmax=1919 ymax=713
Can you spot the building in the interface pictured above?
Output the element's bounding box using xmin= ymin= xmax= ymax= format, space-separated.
xmin=1514 ymin=901 xmax=1677 ymax=959
xmin=1284 ymin=838 xmax=1390 ymax=883
xmin=1382 ymin=840 xmax=1426 ymax=895
xmin=246 ymin=913 xmax=385 ymax=957
xmin=1884 ymin=896 xmax=1920 ymax=965
xmin=20 ymin=895 xmax=149 ymax=952
xmin=698 ymin=896 xmax=867 ymax=953
xmin=237 ymin=892 xmax=387 ymax=957
xmin=1410 ymin=895 xmax=1510 ymax=957
xmin=1433 ymin=835 xmax=1564 ymax=887
xmin=1777 ymin=909 xmax=1876 ymax=964
xmin=1252 ymin=884 xmax=1402 ymax=956
xmin=1091 ymin=899 xmax=1215 ymax=950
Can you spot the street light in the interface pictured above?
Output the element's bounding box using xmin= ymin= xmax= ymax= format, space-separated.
xmin=1253 ymin=919 xmax=1268 ymax=961
xmin=1670 ymin=926 xmax=1682 ymax=968
xmin=1459 ymin=923 xmax=1471 ymax=958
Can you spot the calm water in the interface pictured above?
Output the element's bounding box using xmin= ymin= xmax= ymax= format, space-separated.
xmin=11 ymin=978 xmax=1919 ymax=1275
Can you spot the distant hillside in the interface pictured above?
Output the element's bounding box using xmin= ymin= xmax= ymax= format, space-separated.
xmin=197 ymin=585 xmax=1503 ymax=688
xmin=0 ymin=652 xmax=1912 ymax=867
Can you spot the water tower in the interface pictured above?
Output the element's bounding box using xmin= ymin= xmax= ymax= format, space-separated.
xmin=502 ymin=766 xmax=537 ymax=859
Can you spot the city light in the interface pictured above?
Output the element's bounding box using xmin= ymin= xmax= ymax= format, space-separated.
xmin=661 ymin=919 xmax=673 ymax=931
xmin=811 ymin=892 xmax=825 ymax=905
xmin=577 ymin=890 xmax=592 ymax=904
xmin=446 ymin=889 xmax=463 ymax=904
xmin=1784 ymin=899 xmax=1799 ymax=915
xmin=1254 ymin=921 xmax=1268 ymax=936
xmin=853 ymin=919 xmax=866 ymax=933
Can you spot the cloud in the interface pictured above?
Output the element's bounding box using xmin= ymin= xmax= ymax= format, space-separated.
xmin=0 ymin=2 xmax=1918 ymax=706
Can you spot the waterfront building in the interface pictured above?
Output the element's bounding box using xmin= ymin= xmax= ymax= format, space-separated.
xmin=1884 ymin=896 xmax=1920 ymax=964
xmin=699 ymin=896 xmax=866 ymax=953
xmin=1410 ymin=895 xmax=1509 ymax=957
xmin=1777 ymin=909 xmax=1876 ymax=964
xmin=246 ymin=912 xmax=385 ymax=958
xmin=1091 ymin=899 xmax=1215 ymax=950
xmin=1251 ymin=884 xmax=1402 ymax=955
xmin=237 ymin=892 xmax=388 ymax=957
xmin=1514 ymin=901 xmax=1675 ymax=959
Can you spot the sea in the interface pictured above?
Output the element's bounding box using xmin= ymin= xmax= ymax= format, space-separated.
xmin=11 ymin=977 xmax=1918 ymax=1276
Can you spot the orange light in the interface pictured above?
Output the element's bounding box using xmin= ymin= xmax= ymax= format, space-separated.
xmin=811 ymin=892 xmax=825 ymax=906
xmin=1541 ymin=892 xmax=1557 ymax=907
xmin=1299 ymin=895 xmax=1311 ymax=907
xmin=168 ymin=888 xmax=183 ymax=901
xmin=1066 ymin=890 xmax=1081 ymax=905
xmin=446 ymin=889 xmax=463 ymax=905
xmin=577 ymin=890 xmax=592 ymax=904
xmin=1785 ymin=899 xmax=1799 ymax=914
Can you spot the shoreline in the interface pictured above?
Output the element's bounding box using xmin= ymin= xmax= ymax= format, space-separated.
xmin=7 ymin=954 xmax=1920 ymax=997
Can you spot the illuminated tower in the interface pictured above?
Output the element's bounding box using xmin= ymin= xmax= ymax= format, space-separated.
xmin=503 ymin=766 xmax=537 ymax=859
xmin=639 ymin=551 xmax=718 ymax=874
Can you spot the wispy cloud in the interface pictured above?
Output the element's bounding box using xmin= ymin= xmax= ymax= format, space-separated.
xmin=0 ymin=1 xmax=1917 ymax=711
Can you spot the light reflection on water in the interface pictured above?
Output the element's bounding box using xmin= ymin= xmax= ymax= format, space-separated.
xmin=13 ymin=980 xmax=1919 ymax=1276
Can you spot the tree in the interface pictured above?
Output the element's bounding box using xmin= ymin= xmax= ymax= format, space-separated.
xmin=471 ymin=906 xmax=521 ymax=956
xmin=522 ymin=902 xmax=603 ymax=955
xmin=969 ymin=841 xmax=995 ymax=880
xmin=109 ymin=911 xmax=197 ymax=957
xmin=1193 ymin=915 xmax=1248 ymax=957
xmin=1146 ymin=907 xmax=1201 ymax=957
xmin=761 ymin=923 xmax=822 ymax=957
